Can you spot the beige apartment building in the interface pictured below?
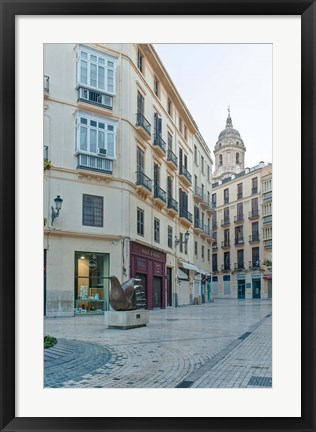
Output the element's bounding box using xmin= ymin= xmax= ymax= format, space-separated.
xmin=43 ymin=43 xmax=214 ymax=317
xmin=211 ymin=111 xmax=272 ymax=299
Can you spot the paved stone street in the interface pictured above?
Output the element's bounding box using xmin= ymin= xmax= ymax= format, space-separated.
xmin=44 ymin=299 xmax=272 ymax=388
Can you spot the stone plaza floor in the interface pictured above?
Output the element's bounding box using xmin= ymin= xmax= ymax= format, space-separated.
xmin=44 ymin=299 xmax=272 ymax=388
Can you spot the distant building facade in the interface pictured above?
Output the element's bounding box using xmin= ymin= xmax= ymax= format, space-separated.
xmin=43 ymin=43 xmax=214 ymax=317
xmin=211 ymin=110 xmax=272 ymax=299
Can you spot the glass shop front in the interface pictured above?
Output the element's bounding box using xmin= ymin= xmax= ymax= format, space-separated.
xmin=74 ymin=252 xmax=110 ymax=314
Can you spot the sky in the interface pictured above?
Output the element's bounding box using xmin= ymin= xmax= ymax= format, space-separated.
xmin=154 ymin=44 xmax=272 ymax=168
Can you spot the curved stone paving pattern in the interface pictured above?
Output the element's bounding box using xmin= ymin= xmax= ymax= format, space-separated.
xmin=44 ymin=339 xmax=112 ymax=387
xmin=44 ymin=300 xmax=272 ymax=388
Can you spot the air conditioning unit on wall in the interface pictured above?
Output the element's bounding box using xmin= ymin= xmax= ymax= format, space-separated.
xmin=98 ymin=148 xmax=107 ymax=156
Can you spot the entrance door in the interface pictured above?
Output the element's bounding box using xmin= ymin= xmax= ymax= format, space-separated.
xmin=238 ymin=280 xmax=245 ymax=299
xmin=153 ymin=276 xmax=162 ymax=308
xmin=252 ymin=279 xmax=261 ymax=298
xmin=268 ymin=280 xmax=272 ymax=298
xmin=166 ymin=268 xmax=172 ymax=306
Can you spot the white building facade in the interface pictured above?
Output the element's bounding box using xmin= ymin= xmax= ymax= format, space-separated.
xmin=44 ymin=44 xmax=214 ymax=317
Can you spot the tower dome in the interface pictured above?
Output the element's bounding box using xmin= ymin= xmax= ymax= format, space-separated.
xmin=213 ymin=108 xmax=246 ymax=180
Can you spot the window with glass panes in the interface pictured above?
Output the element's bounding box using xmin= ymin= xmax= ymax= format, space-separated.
xmin=154 ymin=218 xmax=160 ymax=243
xmin=195 ymin=241 xmax=198 ymax=256
xmin=201 ymin=245 xmax=205 ymax=260
xmin=168 ymin=226 xmax=173 ymax=248
xmin=137 ymin=208 xmax=144 ymax=236
xmin=77 ymin=114 xmax=116 ymax=158
xmin=78 ymin=46 xmax=116 ymax=95
xmin=82 ymin=194 xmax=103 ymax=227
xmin=137 ymin=50 xmax=143 ymax=72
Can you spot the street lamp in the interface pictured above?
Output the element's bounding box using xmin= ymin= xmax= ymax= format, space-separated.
xmin=51 ymin=195 xmax=63 ymax=226
xmin=175 ymin=230 xmax=190 ymax=248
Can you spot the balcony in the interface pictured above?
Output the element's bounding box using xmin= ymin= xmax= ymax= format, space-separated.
xmin=136 ymin=170 xmax=152 ymax=197
xmin=234 ymin=214 xmax=244 ymax=223
xmin=264 ymin=239 xmax=272 ymax=248
xmin=78 ymin=87 xmax=113 ymax=110
xmin=166 ymin=148 xmax=178 ymax=170
xmin=153 ymin=184 xmax=167 ymax=207
xmin=167 ymin=196 xmax=178 ymax=217
xmin=203 ymin=225 xmax=213 ymax=241
xmin=193 ymin=185 xmax=203 ymax=203
xmin=249 ymin=260 xmax=261 ymax=270
xmin=263 ymin=191 xmax=272 ymax=201
xmin=179 ymin=165 xmax=192 ymax=186
xmin=212 ymin=265 xmax=218 ymax=273
xmin=212 ymin=220 xmax=218 ymax=230
xmin=248 ymin=210 xmax=260 ymax=220
xmin=249 ymin=234 xmax=260 ymax=243
xmin=211 ymin=202 xmax=216 ymax=210
xmin=44 ymin=75 xmax=49 ymax=94
xmin=224 ymin=197 xmax=229 ymax=204
xmin=153 ymin=133 xmax=166 ymax=157
xmin=194 ymin=218 xmax=204 ymax=234
xmin=179 ymin=209 xmax=193 ymax=228
xmin=201 ymin=194 xmax=211 ymax=211
xmin=237 ymin=192 xmax=243 ymax=200
xmin=263 ymin=215 xmax=272 ymax=225
xmin=221 ymin=264 xmax=231 ymax=273
xmin=252 ymin=187 xmax=258 ymax=195
xmin=234 ymin=262 xmax=245 ymax=271
xmin=221 ymin=218 xmax=230 ymax=227
xmin=234 ymin=237 xmax=245 ymax=246
xmin=135 ymin=112 xmax=151 ymax=140
xmin=77 ymin=153 xmax=113 ymax=174
xmin=221 ymin=240 xmax=231 ymax=249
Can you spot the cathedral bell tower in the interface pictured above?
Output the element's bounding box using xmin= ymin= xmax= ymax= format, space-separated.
xmin=213 ymin=108 xmax=246 ymax=180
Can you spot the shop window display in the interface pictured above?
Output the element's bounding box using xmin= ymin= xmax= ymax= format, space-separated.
xmin=74 ymin=252 xmax=110 ymax=314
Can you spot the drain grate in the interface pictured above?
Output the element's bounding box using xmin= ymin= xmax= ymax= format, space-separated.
xmin=248 ymin=376 xmax=272 ymax=387
xmin=239 ymin=331 xmax=251 ymax=340
xmin=175 ymin=380 xmax=194 ymax=388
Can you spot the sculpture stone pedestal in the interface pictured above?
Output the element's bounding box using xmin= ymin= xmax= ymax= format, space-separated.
xmin=105 ymin=309 xmax=149 ymax=329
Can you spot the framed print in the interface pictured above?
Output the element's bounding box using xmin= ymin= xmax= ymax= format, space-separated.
xmin=0 ymin=1 xmax=315 ymax=431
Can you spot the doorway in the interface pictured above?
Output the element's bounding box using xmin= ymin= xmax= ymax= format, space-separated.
xmin=238 ymin=280 xmax=245 ymax=299
xmin=166 ymin=267 xmax=172 ymax=306
xmin=153 ymin=276 xmax=162 ymax=308
xmin=268 ymin=280 xmax=272 ymax=298
xmin=252 ymin=279 xmax=261 ymax=298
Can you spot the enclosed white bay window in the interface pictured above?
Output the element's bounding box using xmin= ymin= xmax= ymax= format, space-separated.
xmin=77 ymin=45 xmax=117 ymax=109
xmin=76 ymin=112 xmax=117 ymax=174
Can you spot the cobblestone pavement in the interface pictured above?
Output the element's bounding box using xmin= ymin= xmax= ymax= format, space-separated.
xmin=44 ymin=299 xmax=272 ymax=388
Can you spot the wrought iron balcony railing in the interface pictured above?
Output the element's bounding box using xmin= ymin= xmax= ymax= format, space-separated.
xmin=167 ymin=148 xmax=178 ymax=166
xmin=167 ymin=196 xmax=178 ymax=213
xmin=154 ymin=184 xmax=167 ymax=202
xmin=153 ymin=133 xmax=166 ymax=154
xmin=221 ymin=264 xmax=231 ymax=272
xmin=234 ymin=214 xmax=244 ymax=223
xmin=248 ymin=210 xmax=260 ymax=219
xmin=136 ymin=112 xmax=151 ymax=136
xmin=234 ymin=237 xmax=244 ymax=245
xmin=234 ymin=262 xmax=245 ymax=270
xmin=249 ymin=260 xmax=261 ymax=269
xmin=221 ymin=240 xmax=231 ymax=248
xmin=136 ymin=170 xmax=152 ymax=191
xmin=249 ymin=234 xmax=260 ymax=243
xmin=221 ymin=218 xmax=230 ymax=226
xmin=179 ymin=165 xmax=192 ymax=184
xmin=179 ymin=209 xmax=193 ymax=223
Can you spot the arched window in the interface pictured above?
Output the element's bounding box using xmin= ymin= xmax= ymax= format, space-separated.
xmin=219 ymin=154 xmax=223 ymax=166
xmin=236 ymin=153 xmax=240 ymax=164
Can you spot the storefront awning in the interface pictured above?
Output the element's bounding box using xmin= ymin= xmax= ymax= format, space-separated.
xmin=178 ymin=260 xmax=211 ymax=276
